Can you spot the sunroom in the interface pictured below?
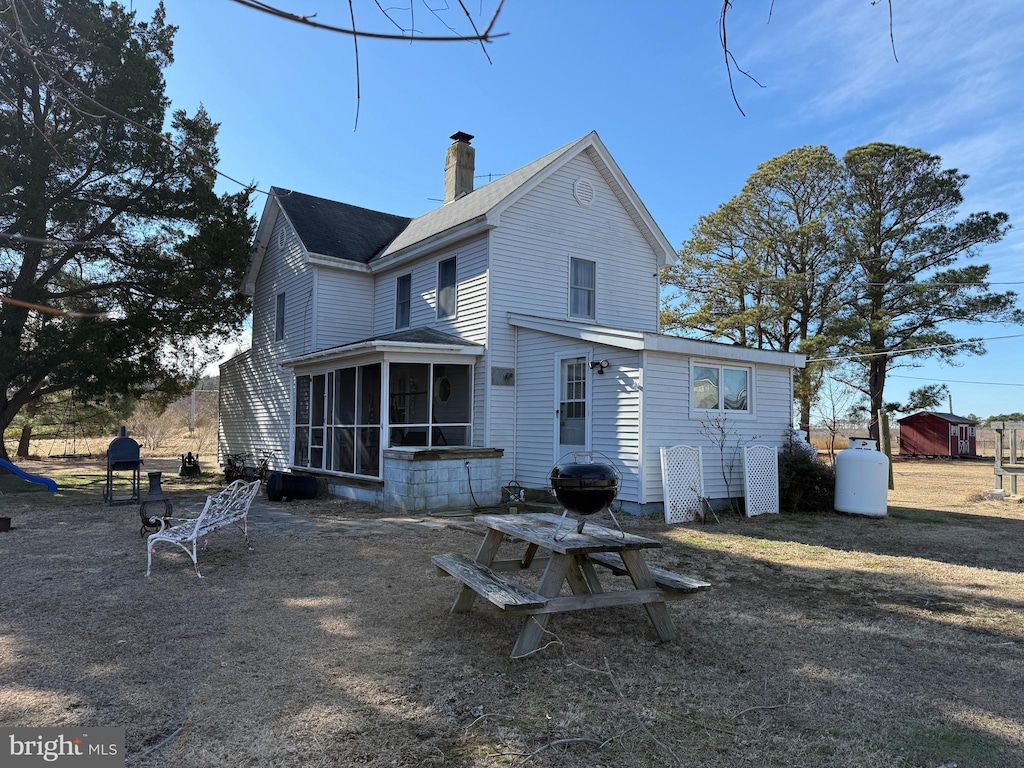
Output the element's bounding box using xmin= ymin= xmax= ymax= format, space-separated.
xmin=281 ymin=329 xmax=500 ymax=510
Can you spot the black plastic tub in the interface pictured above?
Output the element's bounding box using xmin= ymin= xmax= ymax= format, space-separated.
xmin=267 ymin=472 xmax=318 ymax=502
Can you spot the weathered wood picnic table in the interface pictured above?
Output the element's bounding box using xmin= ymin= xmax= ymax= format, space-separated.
xmin=433 ymin=512 xmax=710 ymax=658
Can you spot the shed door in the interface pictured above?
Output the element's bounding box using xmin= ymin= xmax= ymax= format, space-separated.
xmin=958 ymin=425 xmax=970 ymax=455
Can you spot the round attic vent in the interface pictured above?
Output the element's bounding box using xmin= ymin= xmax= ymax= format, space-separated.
xmin=573 ymin=178 xmax=595 ymax=208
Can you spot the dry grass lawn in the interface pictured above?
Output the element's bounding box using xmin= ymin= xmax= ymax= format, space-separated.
xmin=1 ymin=451 xmax=1022 ymax=767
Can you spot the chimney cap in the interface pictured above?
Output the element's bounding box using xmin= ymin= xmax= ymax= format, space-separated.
xmin=450 ymin=131 xmax=474 ymax=144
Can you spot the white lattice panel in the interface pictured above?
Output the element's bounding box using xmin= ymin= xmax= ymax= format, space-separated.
xmin=660 ymin=445 xmax=703 ymax=524
xmin=744 ymin=445 xmax=779 ymax=517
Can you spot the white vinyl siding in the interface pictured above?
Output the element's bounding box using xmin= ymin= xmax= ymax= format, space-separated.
xmin=504 ymin=327 xmax=642 ymax=501
xmin=372 ymin=235 xmax=488 ymax=344
xmin=315 ymin=267 xmax=374 ymax=350
xmin=220 ymin=211 xmax=310 ymax=468
xmin=641 ymin=352 xmax=794 ymax=503
xmin=485 ymin=153 xmax=662 ymax=484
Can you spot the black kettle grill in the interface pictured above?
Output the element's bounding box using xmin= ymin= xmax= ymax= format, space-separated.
xmin=549 ymin=457 xmax=620 ymax=537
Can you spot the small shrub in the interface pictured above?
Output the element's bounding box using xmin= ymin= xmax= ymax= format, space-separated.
xmin=779 ymin=435 xmax=836 ymax=514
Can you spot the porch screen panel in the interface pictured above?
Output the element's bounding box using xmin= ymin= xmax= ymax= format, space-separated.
xmin=294 ymin=375 xmax=311 ymax=466
xmin=325 ymin=363 xmax=381 ymax=478
xmin=357 ymin=364 xmax=382 ymax=476
xmin=388 ymin=362 xmax=472 ymax=448
xmin=310 ymin=374 xmax=326 ymax=468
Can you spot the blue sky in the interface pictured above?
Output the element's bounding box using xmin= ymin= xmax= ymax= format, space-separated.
xmin=132 ymin=1 xmax=1023 ymax=419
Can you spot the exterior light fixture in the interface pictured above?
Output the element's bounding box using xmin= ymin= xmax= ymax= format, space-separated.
xmin=589 ymin=359 xmax=610 ymax=374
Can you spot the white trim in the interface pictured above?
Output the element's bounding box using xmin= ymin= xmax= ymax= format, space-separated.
xmin=282 ymin=339 xmax=483 ymax=369
xmin=554 ymin=351 xmax=592 ymax=464
xmin=509 ymin=313 xmax=645 ymax=350
xmin=568 ymin=256 xmax=597 ymax=321
xmin=307 ymin=254 xmax=371 ymax=273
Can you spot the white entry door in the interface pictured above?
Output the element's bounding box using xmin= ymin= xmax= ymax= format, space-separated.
xmin=557 ymin=356 xmax=588 ymax=459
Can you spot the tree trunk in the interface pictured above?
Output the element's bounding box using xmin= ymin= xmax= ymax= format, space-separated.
xmin=17 ymin=425 xmax=32 ymax=458
xmin=868 ymin=357 xmax=886 ymax=442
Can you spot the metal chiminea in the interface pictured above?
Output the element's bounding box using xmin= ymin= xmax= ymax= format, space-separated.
xmin=139 ymin=471 xmax=173 ymax=536
xmin=104 ymin=426 xmax=142 ymax=504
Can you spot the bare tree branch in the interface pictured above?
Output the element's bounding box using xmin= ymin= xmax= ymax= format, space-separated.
xmin=227 ymin=0 xmax=508 ymax=42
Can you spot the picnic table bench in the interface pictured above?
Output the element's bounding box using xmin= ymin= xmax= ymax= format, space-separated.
xmin=145 ymin=479 xmax=261 ymax=578
xmin=433 ymin=512 xmax=710 ymax=658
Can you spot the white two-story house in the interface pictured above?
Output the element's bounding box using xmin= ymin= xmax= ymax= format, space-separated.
xmin=219 ymin=131 xmax=804 ymax=514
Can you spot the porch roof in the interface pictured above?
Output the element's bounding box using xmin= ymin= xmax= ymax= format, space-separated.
xmin=280 ymin=327 xmax=483 ymax=369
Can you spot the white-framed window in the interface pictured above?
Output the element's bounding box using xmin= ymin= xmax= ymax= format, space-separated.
xmin=437 ymin=257 xmax=457 ymax=319
xmin=692 ymin=363 xmax=750 ymax=412
xmin=569 ymin=257 xmax=595 ymax=319
xmin=274 ymin=293 xmax=285 ymax=341
xmin=395 ymin=273 xmax=411 ymax=329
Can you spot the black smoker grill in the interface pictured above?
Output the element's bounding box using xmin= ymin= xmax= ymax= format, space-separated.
xmin=549 ymin=458 xmax=619 ymax=536
xmin=104 ymin=428 xmax=142 ymax=504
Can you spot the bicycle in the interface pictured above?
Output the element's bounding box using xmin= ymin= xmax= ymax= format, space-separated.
xmin=254 ymin=450 xmax=276 ymax=484
xmin=223 ymin=452 xmax=252 ymax=483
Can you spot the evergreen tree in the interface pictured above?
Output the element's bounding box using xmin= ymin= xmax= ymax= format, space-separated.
xmin=664 ymin=146 xmax=846 ymax=432
xmin=838 ymin=143 xmax=1017 ymax=441
xmin=0 ymin=0 xmax=254 ymax=460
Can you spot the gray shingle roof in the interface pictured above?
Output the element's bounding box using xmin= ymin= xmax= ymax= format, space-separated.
xmin=272 ymin=187 xmax=411 ymax=265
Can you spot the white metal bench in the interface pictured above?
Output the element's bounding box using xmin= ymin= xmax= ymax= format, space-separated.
xmin=145 ymin=479 xmax=261 ymax=578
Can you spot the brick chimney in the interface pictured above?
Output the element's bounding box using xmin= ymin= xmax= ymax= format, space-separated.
xmin=444 ymin=131 xmax=475 ymax=204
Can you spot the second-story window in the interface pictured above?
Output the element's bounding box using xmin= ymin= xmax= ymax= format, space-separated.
xmin=395 ymin=274 xmax=411 ymax=329
xmin=570 ymin=257 xmax=596 ymax=319
xmin=275 ymin=292 xmax=286 ymax=341
xmin=437 ymin=256 xmax=457 ymax=319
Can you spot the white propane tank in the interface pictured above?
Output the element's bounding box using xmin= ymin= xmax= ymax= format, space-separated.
xmin=834 ymin=438 xmax=889 ymax=517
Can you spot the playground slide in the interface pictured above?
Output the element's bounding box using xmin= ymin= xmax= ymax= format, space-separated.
xmin=0 ymin=458 xmax=58 ymax=493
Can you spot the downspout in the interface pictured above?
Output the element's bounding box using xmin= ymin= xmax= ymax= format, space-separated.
xmin=513 ymin=324 xmax=519 ymax=481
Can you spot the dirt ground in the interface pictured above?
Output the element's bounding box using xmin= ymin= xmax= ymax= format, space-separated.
xmin=1 ymin=453 xmax=1021 ymax=767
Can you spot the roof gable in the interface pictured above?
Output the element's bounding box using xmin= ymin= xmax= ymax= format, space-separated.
xmin=374 ymin=132 xmax=676 ymax=265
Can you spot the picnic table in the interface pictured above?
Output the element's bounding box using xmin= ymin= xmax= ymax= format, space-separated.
xmin=433 ymin=512 xmax=710 ymax=658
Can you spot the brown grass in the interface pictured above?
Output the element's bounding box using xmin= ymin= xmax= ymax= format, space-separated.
xmin=1 ymin=451 xmax=1022 ymax=767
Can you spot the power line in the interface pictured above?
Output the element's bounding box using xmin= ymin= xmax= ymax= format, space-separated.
xmin=889 ymin=374 xmax=1024 ymax=388
xmin=806 ymin=332 xmax=1024 ymax=363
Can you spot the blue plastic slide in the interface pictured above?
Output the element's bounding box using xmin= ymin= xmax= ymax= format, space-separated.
xmin=0 ymin=458 xmax=58 ymax=492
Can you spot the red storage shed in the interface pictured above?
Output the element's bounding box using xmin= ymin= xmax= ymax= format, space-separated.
xmin=897 ymin=412 xmax=977 ymax=457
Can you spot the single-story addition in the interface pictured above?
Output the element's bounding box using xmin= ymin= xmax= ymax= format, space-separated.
xmin=897 ymin=412 xmax=978 ymax=458
xmin=219 ymin=131 xmax=805 ymax=514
